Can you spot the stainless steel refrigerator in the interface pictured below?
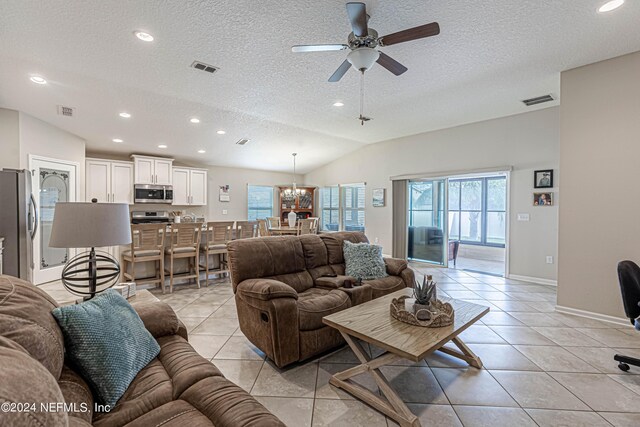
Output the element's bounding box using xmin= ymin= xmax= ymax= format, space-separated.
xmin=0 ymin=169 xmax=37 ymax=281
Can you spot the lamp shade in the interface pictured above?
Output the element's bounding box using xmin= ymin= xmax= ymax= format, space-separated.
xmin=49 ymin=202 xmax=132 ymax=248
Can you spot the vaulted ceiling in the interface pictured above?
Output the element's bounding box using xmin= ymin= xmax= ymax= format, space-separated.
xmin=1 ymin=0 xmax=639 ymax=173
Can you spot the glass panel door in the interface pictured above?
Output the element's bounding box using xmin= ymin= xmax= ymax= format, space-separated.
xmin=30 ymin=157 xmax=77 ymax=284
xmin=407 ymin=179 xmax=447 ymax=265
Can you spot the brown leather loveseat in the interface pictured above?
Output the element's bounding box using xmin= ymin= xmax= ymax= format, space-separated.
xmin=0 ymin=275 xmax=284 ymax=427
xmin=227 ymin=231 xmax=415 ymax=368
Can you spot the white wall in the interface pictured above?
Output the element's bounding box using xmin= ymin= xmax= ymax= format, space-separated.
xmin=558 ymin=51 xmax=640 ymax=319
xmin=0 ymin=108 xmax=20 ymax=169
xmin=204 ymin=165 xmax=303 ymax=221
xmin=0 ymin=109 xmax=86 ymax=197
xmin=305 ymin=107 xmax=560 ymax=282
xmin=18 ymin=112 xmax=87 ymax=201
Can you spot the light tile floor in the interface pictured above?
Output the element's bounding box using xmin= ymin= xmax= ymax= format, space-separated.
xmin=41 ymin=265 xmax=640 ymax=427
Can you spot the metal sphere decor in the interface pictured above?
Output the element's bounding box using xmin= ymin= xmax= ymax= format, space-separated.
xmin=61 ymin=249 xmax=121 ymax=298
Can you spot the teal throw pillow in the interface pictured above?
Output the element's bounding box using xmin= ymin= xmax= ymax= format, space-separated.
xmin=343 ymin=240 xmax=388 ymax=280
xmin=51 ymin=290 xmax=160 ymax=408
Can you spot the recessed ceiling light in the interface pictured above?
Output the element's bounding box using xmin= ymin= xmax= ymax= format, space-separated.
xmin=197 ymin=149 xmax=206 ymax=154
xmin=119 ymin=112 xmax=131 ymax=118
xmin=190 ymin=117 xmax=200 ymax=124
xmin=30 ymin=76 xmax=47 ymax=85
xmin=134 ymin=31 xmax=154 ymax=42
xmin=112 ymin=138 xmax=123 ymax=143
xmin=217 ymin=130 xmax=226 ymax=135
xmin=598 ymin=0 xmax=624 ymax=12
xmin=157 ymin=144 xmax=167 ymax=149
xmin=333 ymin=102 xmax=344 ymax=107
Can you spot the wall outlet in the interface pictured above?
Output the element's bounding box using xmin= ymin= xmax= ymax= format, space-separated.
xmin=222 ymin=209 xmax=228 ymax=215
xmin=517 ymin=213 xmax=530 ymax=221
xmin=374 ymin=237 xmax=379 ymax=244
xmin=546 ymin=256 xmax=554 ymax=264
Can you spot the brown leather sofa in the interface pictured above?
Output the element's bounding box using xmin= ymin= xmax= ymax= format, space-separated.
xmin=227 ymin=231 xmax=415 ymax=368
xmin=0 ymin=275 xmax=284 ymax=427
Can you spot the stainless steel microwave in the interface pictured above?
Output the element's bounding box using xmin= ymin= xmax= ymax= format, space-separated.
xmin=134 ymin=184 xmax=173 ymax=204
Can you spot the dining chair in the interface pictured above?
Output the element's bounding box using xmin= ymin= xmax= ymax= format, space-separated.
xmin=308 ymin=217 xmax=320 ymax=234
xmin=257 ymin=219 xmax=270 ymax=237
xmin=200 ymin=221 xmax=234 ymax=285
xmin=267 ymin=217 xmax=281 ymax=229
xmin=121 ymin=224 xmax=167 ymax=293
xmin=298 ymin=218 xmax=315 ymax=235
xmin=165 ymin=223 xmax=201 ymax=293
xmin=235 ymin=221 xmax=257 ymax=239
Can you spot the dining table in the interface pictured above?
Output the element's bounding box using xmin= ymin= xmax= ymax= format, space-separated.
xmin=268 ymin=226 xmax=300 ymax=236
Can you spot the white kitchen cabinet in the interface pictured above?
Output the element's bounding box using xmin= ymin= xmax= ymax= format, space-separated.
xmin=190 ymin=169 xmax=207 ymax=205
xmin=172 ymin=168 xmax=190 ymax=206
xmin=86 ymin=158 xmax=133 ymax=204
xmin=172 ymin=167 xmax=207 ymax=206
xmin=86 ymin=159 xmax=110 ymax=202
xmin=131 ymin=155 xmax=174 ymax=185
xmin=111 ymin=162 xmax=134 ymax=203
xmin=154 ymin=159 xmax=173 ymax=185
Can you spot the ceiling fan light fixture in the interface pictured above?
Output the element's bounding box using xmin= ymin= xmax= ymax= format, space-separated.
xmin=347 ymin=47 xmax=380 ymax=71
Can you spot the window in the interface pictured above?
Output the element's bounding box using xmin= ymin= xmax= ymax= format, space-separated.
xmin=448 ymin=176 xmax=506 ymax=247
xmin=320 ymin=186 xmax=340 ymax=231
xmin=341 ymin=184 xmax=365 ymax=232
xmin=409 ymin=182 xmax=434 ymax=227
xmin=247 ymin=185 xmax=274 ymax=221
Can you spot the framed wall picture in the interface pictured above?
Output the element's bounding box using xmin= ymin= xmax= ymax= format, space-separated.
xmin=533 ymin=192 xmax=553 ymax=206
xmin=219 ymin=185 xmax=230 ymax=202
xmin=534 ymin=169 xmax=553 ymax=188
xmin=372 ymin=188 xmax=386 ymax=207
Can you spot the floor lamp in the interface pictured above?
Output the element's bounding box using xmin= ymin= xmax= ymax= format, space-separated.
xmin=49 ymin=200 xmax=132 ymax=299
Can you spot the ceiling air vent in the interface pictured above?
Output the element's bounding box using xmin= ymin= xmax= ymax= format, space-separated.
xmin=522 ymin=95 xmax=555 ymax=107
xmin=57 ymin=105 xmax=75 ymax=117
xmin=236 ymin=138 xmax=250 ymax=146
xmin=190 ymin=60 xmax=219 ymax=74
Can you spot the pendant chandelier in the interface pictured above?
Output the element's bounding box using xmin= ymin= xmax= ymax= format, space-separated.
xmin=285 ymin=153 xmax=305 ymax=196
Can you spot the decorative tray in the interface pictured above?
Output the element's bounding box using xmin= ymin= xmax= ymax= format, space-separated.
xmin=390 ymin=295 xmax=454 ymax=328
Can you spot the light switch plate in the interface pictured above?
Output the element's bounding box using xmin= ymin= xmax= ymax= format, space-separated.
xmin=517 ymin=213 xmax=530 ymax=221
xmin=546 ymin=256 xmax=554 ymax=264
xmin=222 ymin=209 xmax=228 ymax=215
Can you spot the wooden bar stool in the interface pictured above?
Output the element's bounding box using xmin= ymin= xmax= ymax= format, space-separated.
xmin=200 ymin=221 xmax=234 ymax=285
xmin=121 ymin=223 xmax=167 ymax=292
xmin=235 ymin=221 xmax=257 ymax=239
xmin=165 ymin=223 xmax=201 ymax=293
xmin=257 ymin=219 xmax=270 ymax=237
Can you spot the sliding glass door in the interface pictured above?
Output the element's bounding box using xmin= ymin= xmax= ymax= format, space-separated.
xmin=407 ymin=179 xmax=447 ymax=265
xmin=448 ymin=177 xmax=506 ymax=247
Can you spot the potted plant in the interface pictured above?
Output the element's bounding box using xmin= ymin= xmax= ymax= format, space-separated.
xmin=413 ymin=275 xmax=437 ymax=320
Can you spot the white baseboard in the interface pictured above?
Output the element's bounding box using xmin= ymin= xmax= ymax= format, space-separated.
xmin=507 ymin=274 xmax=557 ymax=286
xmin=555 ymin=305 xmax=629 ymax=327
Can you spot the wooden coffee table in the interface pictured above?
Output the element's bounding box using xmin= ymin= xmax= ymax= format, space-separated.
xmin=323 ymin=287 xmax=489 ymax=427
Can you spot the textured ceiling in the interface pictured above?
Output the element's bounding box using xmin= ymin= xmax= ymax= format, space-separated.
xmin=1 ymin=0 xmax=640 ymax=173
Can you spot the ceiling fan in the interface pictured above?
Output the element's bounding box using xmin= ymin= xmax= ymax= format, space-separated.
xmin=292 ymin=2 xmax=440 ymax=124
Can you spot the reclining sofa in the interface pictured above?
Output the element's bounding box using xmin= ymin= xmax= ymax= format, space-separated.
xmin=227 ymin=231 xmax=415 ymax=368
xmin=0 ymin=275 xmax=284 ymax=427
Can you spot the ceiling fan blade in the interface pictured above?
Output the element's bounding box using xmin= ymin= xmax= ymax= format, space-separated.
xmin=328 ymin=60 xmax=352 ymax=82
xmin=379 ymin=22 xmax=440 ymax=46
xmin=291 ymin=44 xmax=349 ymax=53
xmin=346 ymin=2 xmax=368 ymax=37
xmin=376 ymin=52 xmax=408 ymax=76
